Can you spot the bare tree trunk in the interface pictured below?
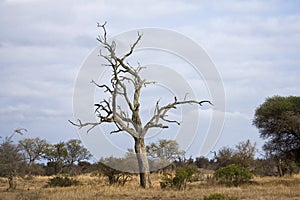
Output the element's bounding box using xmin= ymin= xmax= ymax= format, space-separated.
xmin=7 ymin=175 xmax=16 ymax=190
xmin=277 ymin=158 xmax=283 ymax=177
xmin=134 ymin=137 xmax=152 ymax=188
xmin=27 ymin=162 xmax=33 ymax=177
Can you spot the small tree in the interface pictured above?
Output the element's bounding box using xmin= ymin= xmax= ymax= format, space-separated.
xmin=70 ymin=23 xmax=211 ymax=188
xmin=173 ymin=166 xmax=197 ymax=190
xmin=215 ymin=147 xmax=235 ymax=168
xmin=0 ymin=129 xmax=26 ymax=190
xmin=233 ymin=140 xmax=256 ymax=171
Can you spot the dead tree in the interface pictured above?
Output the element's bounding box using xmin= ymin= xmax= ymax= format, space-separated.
xmin=70 ymin=22 xmax=211 ymax=188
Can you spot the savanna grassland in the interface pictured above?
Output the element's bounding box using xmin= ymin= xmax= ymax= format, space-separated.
xmin=0 ymin=174 xmax=300 ymax=200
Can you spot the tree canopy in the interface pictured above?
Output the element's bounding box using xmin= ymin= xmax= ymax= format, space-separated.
xmin=253 ymin=95 xmax=300 ymax=164
xmin=18 ymin=137 xmax=48 ymax=171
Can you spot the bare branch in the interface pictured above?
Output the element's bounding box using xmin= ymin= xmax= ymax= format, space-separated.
xmin=121 ymin=33 xmax=142 ymax=61
xmin=72 ymin=22 xmax=212 ymax=142
xmin=91 ymin=80 xmax=113 ymax=94
xmin=97 ymin=21 xmax=107 ymax=42
xmin=161 ymin=117 xmax=181 ymax=126
xmin=68 ymin=119 xmax=103 ymax=133
xmin=144 ymin=97 xmax=212 ymax=135
xmin=117 ymin=81 xmax=134 ymax=111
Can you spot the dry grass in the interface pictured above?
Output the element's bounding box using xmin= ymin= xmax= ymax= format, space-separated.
xmin=0 ymin=174 xmax=300 ymax=200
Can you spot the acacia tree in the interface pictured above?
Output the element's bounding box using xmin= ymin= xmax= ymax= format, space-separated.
xmin=253 ymin=96 xmax=300 ymax=175
xmin=70 ymin=23 xmax=211 ymax=188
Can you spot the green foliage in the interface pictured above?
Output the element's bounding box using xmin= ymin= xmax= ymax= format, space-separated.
xmin=48 ymin=176 xmax=79 ymax=187
xmin=214 ymin=164 xmax=252 ymax=187
xmin=203 ymin=193 xmax=238 ymax=200
xmin=160 ymin=175 xmax=173 ymax=189
xmin=160 ymin=165 xmax=197 ymax=190
xmin=253 ymin=95 xmax=300 ymax=166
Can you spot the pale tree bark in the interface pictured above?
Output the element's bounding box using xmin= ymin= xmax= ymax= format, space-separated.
xmin=70 ymin=22 xmax=211 ymax=188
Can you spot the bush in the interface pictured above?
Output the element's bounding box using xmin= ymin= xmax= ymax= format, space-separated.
xmin=203 ymin=193 xmax=238 ymax=200
xmin=48 ymin=176 xmax=79 ymax=187
xmin=160 ymin=174 xmax=173 ymax=189
xmin=160 ymin=165 xmax=197 ymax=190
xmin=214 ymin=164 xmax=252 ymax=187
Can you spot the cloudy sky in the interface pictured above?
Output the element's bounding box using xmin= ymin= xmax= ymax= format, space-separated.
xmin=1 ymin=0 xmax=299 ymax=159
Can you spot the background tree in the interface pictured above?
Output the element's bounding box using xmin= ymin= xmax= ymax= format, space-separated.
xmin=194 ymin=156 xmax=211 ymax=169
xmin=70 ymin=23 xmax=211 ymax=188
xmin=253 ymin=96 xmax=300 ymax=175
xmin=0 ymin=129 xmax=26 ymax=190
xmin=146 ymin=139 xmax=185 ymax=172
xmin=147 ymin=139 xmax=185 ymax=162
xmin=214 ymin=140 xmax=257 ymax=171
xmin=233 ymin=140 xmax=256 ymax=171
xmin=65 ymin=139 xmax=92 ymax=174
xmin=214 ymin=147 xmax=235 ymax=169
xmin=65 ymin=139 xmax=92 ymax=165
xmin=18 ymin=137 xmax=48 ymax=175
xmin=43 ymin=141 xmax=68 ymax=175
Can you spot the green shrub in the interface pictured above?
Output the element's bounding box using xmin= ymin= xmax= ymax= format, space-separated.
xmin=160 ymin=165 xmax=197 ymax=190
xmin=160 ymin=175 xmax=173 ymax=189
xmin=48 ymin=176 xmax=79 ymax=187
xmin=203 ymin=193 xmax=238 ymax=200
xmin=215 ymin=164 xmax=252 ymax=187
